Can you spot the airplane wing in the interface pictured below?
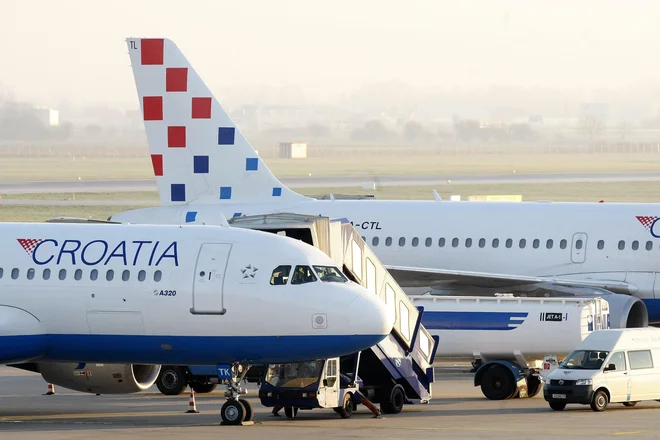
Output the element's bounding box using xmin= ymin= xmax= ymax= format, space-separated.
xmin=385 ymin=265 xmax=638 ymax=295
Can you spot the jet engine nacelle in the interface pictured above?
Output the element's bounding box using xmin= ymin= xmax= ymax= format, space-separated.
xmin=37 ymin=363 xmax=161 ymax=394
xmin=603 ymin=293 xmax=648 ymax=328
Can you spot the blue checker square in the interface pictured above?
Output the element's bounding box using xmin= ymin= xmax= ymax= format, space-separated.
xmin=232 ymin=212 xmax=242 ymax=218
xmin=218 ymin=127 xmax=236 ymax=145
xmin=272 ymin=187 xmax=282 ymax=197
xmin=194 ymin=155 xmax=209 ymax=174
xmin=245 ymin=157 xmax=258 ymax=171
xmin=185 ymin=211 xmax=198 ymax=222
xmin=219 ymin=186 xmax=232 ymax=200
xmin=171 ymin=184 xmax=186 ymax=202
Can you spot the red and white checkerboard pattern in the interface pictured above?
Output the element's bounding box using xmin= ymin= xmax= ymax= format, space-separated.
xmin=636 ymin=216 xmax=659 ymax=230
xmin=126 ymin=37 xmax=302 ymax=205
xmin=17 ymin=238 xmax=42 ymax=255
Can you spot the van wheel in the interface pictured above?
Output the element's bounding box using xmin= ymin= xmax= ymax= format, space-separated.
xmin=549 ymin=402 xmax=566 ymax=411
xmin=623 ymin=401 xmax=638 ymax=407
xmin=481 ymin=365 xmax=516 ymax=400
xmin=284 ymin=406 xmax=298 ymax=419
xmin=590 ymin=390 xmax=608 ymax=412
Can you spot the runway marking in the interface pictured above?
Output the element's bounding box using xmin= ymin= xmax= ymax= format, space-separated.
xmin=612 ymin=431 xmax=649 ymax=436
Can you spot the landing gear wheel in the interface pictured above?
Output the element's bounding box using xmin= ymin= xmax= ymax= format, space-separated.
xmin=336 ymin=393 xmax=354 ymax=419
xmin=623 ymin=401 xmax=638 ymax=407
xmin=156 ymin=366 xmax=188 ymax=395
xmin=526 ymin=376 xmax=542 ymax=398
xmin=380 ymin=384 xmax=405 ymax=414
xmin=590 ymin=390 xmax=609 ymax=412
xmin=221 ymin=400 xmax=246 ymax=425
xmin=284 ymin=406 xmax=298 ymax=419
xmin=239 ymin=399 xmax=253 ymax=421
xmin=191 ymin=382 xmax=217 ymax=394
xmin=549 ymin=402 xmax=566 ymax=411
xmin=481 ymin=366 xmax=516 ymax=400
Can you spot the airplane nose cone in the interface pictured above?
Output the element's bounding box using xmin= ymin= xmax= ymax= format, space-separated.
xmin=349 ymin=290 xmax=394 ymax=338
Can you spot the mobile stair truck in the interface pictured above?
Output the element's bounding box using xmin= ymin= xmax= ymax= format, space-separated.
xmin=224 ymin=214 xmax=439 ymax=418
xmin=410 ymin=293 xmax=611 ymax=400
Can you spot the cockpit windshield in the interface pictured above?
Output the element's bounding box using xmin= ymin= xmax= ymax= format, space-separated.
xmin=313 ymin=266 xmax=348 ymax=283
xmin=291 ymin=265 xmax=317 ymax=284
xmin=559 ymin=350 xmax=610 ymax=370
xmin=264 ymin=360 xmax=324 ymax=388
xmin=270 ymin=265 xmax=291 ymax=285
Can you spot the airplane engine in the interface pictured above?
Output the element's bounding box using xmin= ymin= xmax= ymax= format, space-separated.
xmin=603 ymin=293 xmax=648 ymax=328
xmin=35 ymin=362 xmax=161 ymax=394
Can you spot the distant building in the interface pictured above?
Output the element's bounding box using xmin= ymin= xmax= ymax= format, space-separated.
xmin=279 ymin=142 xmax=308 ymax=159
xmin=33 ymin=107 xmax=59 ymax=126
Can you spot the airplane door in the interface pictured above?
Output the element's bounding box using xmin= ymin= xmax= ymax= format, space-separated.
xmin=191 ymin=243 xmax=232 ymax=315
xmin=571 ymin=233 xmax=588 ymax=264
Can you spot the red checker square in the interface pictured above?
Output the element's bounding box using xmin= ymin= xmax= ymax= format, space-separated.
xmin=151 ymin=154 xmax=163 ymax=176
xmin=166 ymin=68 xmax=188 ymax=92
xmin=143 ymin=96 xmax=163 ymax=121
xmin=168 ymin=126 xmax=186 ymax=148
xmin=141 ymin=39 xmax=164 ymax=65
xmin=192 ymin=97 xmax=212 ymax=119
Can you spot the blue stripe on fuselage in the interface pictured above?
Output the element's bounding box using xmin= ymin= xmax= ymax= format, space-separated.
xmin=422 ymin=311 xmax=529 ymax=331
xmin=0 ymin=333 xmax=386 ymax=365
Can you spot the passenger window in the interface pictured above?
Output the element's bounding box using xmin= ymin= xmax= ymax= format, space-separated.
xmin=291 ymin=265 xmax=317 ymax=285
xmin=385 ymin=237 xmax=392 ymax=246
xmin=372 ymin=237 xmax=379 ymax=247
xmin=90 ymin=269 xmax=98 ymax=281
xmin=492 ymin=238 xmax=499 ymax=248
xmin=575 ymin=239 xmax=583 ymax=250
xmin=11 ymin=268 xmax=19 ymax=280
xmin=412 ymin=237 xmax=419 ymax=247
xmin=478 ymin=238 xmax=485 ymax=248
xmin=43 ymin=268 xmax=50 ymax=280
xmin=547 ymin=239 xmax=554 ymax=249
xmin=138 ymin=270 xmax=146 ymax=282
xmin=519 ymin=239 xmax=526 ymax=249
xmin=59 ymin=269 xmax=66 ymax=280
xmin=533 ymin=239 xmax=540 ymax=249
xmin=270 ymin=265 xmax=291 ymax=285
xmin=452 ymin=238 xmax=459 ymax=248
xmin=27 ymin=268 xmax=35 ymax=280
xmin=618 ymin=240 xmax=625 ymax=250
xmin=106 ymin=270 xmax=114 ymax=281
xmin=313 ymin=266 xmax=347 ymax=283
xmin=425 ymin=237 xmax=432 ymax=247
xmin=398 ymin=237 xmax=406 ymax=247
xmin=560 ymin=239 xmax=567 ymax=249
xmin=628 ymin=350 xmax=654 ymax=370
xmin=154 ymin=270 xmax=162 ymax=282
xmin=122 ymin=270 xmax=130 ymax=281
xmin=608 ymin=352 xmax=626 ymax=371
xmin=465 ymin=238 xmax=472 ymax=248
xmin=647 ymin=241 xmax=653 ymax=251
xmin=438 ymin=237 xmax=445 ymax=247
xmin=632 ymin=240 xmax=639 ymax=251
xmin=597 ymin=240 xmax=604 ymax=250
xmin=0 ymin=268 xmax=3 ymax=279
xmin=505 ymin=238 xmax=512 ymax=248
xmin=74 ymin=269 xmax=82 ymax=281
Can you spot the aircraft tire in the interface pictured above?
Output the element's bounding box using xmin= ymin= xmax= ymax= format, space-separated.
xmin=156 ymin=366 xmax=188 ymax=395
xmin=191 ymin=382 xmax=217 ymax=394
xmin=221 ymin=400 xmax=246 ymax=425
xmin=239 ymin=399 xmax=253 ymax=421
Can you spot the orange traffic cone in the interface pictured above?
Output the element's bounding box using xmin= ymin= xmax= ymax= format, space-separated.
xmin=43 ymin=383 xmax=55 ymax=395
xmin=186 ymin=389 xmax=199 ymax=413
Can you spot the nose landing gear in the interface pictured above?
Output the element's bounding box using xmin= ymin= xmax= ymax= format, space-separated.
xmin=220 ymin=363 xmax=254 ymax=426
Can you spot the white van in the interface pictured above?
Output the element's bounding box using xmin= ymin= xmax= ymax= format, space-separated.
xmin=544 ymin=327 xmax=660 ymax=412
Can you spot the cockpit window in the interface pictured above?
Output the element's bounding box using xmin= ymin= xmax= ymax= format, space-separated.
xmin=270 ymin=265 xmax=292 ymax=285
xmin=291 ymin=265 xmax=317 ymax=285
xmin=313 ymin=266 xmax=348 ymax=283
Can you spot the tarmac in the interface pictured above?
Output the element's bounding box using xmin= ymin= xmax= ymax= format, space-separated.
xmin=2 ymin=365 xmax=659 ymax=440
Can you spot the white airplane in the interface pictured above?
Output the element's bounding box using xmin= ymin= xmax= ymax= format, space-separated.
xmin=0 ymin=221 xmax=390 ymax=424
xmin=112 ymin=37 xmax=657 ymax=329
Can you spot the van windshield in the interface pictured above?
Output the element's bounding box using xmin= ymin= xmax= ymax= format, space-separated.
xmin=560 ymin=350 xmax=610 ymax=370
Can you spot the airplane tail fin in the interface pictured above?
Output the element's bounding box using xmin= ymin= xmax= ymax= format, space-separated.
xmin=126 ymin=38 xmax=309 ymax=205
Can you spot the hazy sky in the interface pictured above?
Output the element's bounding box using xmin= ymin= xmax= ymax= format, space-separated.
xmin=2 ymin=0 xmax=659 ymax=109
